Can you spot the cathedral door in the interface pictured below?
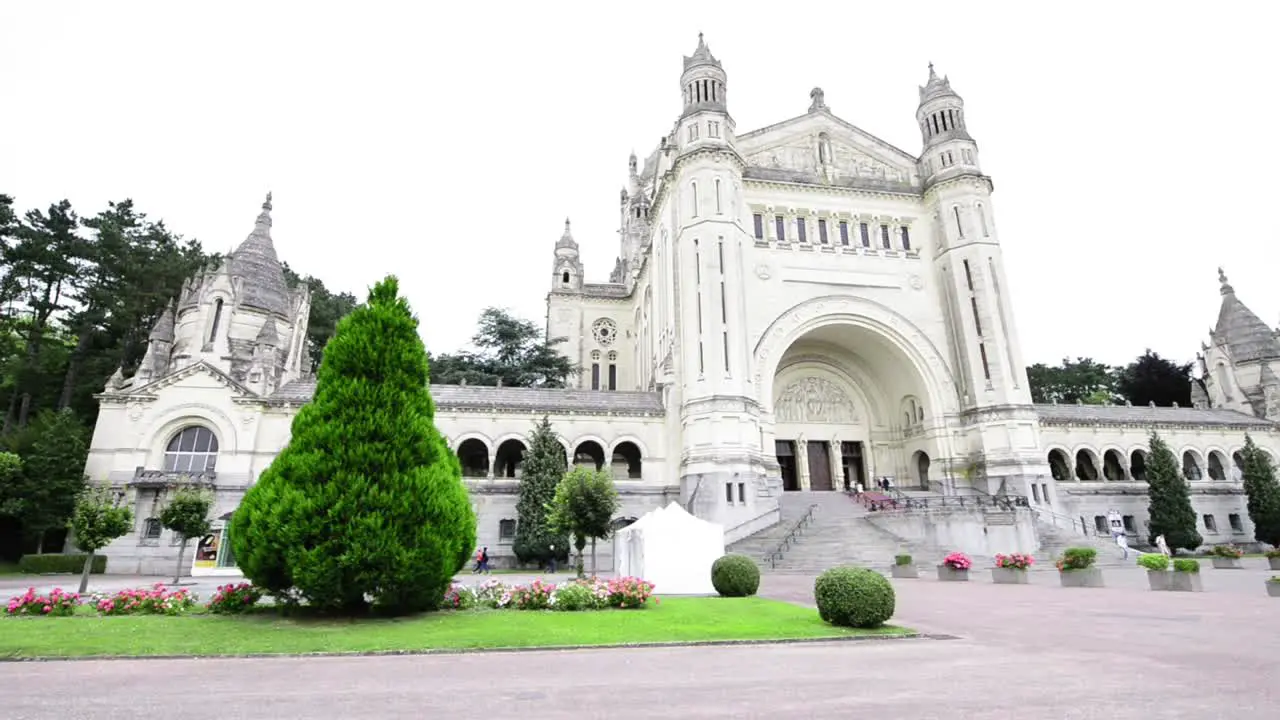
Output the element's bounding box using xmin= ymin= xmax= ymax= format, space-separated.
xmin=807 ymin=441 xmax=834 ymax=491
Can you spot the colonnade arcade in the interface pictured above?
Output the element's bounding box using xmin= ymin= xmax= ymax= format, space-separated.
xmin=449 ymin=434 xmax=644 ymax=482
xmin=761 ymin=316 xmax=947 ymax=493
xmin=1046 ymin=444 xmax=1273 ymax=484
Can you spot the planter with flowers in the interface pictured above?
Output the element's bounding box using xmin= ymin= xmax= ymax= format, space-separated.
xmin=1267 ymin=577 xmax=1280 ymax=598
xmin=936 ymin=552 xmax=971 ymax=582
xmin=1056 ymin=547 xmax=1103 ymax=588
xmin=1266 ymin=549 xmax=1280 ymax=571
xmin=891 ymin=554 xmax=918 ymax=579
xmin=990 ymin=553 xmax=1033 ymax=584
xmin=1210 ymin=544 xmax=1244 ymax=569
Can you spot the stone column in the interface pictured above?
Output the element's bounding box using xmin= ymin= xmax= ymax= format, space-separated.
xmin=488 ymin=451 xmax=497 ymax=480
xmin=830 ymin=435 xmax=844 ymax=491
xmin=797 ymin=437 xmax=810 ymax=490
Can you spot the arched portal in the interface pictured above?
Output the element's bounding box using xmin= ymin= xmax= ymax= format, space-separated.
xmin=913 ymin=451 xmax=931 ymax=490
xmin=611 ymin=441 xmax=643 ymax=479
xmin=456 ymin=438 xmax=490 ymax=478
xmin=758 ymin=306 xmax=948 ymax=493
xmin=573 ymin=440 xmax=605 ymax=470
xmin=494 ymin=439 xmax=526 ymax=478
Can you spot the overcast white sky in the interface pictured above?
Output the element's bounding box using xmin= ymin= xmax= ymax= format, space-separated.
xmin=2 ymin=2 xmax=1276 ymax=369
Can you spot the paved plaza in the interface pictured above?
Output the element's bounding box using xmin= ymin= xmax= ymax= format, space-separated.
xmin=1 ymin=564 xmax=1277 ymax=719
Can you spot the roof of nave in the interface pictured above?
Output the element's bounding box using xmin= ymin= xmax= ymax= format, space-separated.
xmin=268 ymin=379 xmax=665 ymax=415
xmin=1034 ymin=403 xmax=1275 ymax=428
xmin=1212 ymin=268 xmax=1280 ymax=364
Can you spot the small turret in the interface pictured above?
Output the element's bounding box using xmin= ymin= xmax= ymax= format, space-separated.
xmin=134 ymin=299 xmax=176 ymax=385
xmin=917 ymin=63 xmax=981 ymax=186
xmin=551 ymin=218 xmax=583 ymax=292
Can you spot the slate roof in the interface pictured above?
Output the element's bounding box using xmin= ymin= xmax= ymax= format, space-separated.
xmin=1034 ymin=403 xmax=1275 ymax=428
xmin=230 ymin=194 xmax=292 ymax=318
xmin=268 ymin=379 xmax=664 ymax=415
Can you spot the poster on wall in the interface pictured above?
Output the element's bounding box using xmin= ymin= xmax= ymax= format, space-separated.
xmin=194 ymin=531 xmax=220 ymax=569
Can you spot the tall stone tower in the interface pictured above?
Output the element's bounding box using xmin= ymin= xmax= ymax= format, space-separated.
xmin=669 ymin=35 xmax=771 ymax=515
xmin=919 ymin=65 xmax=1047 ymax=496
xmin=613 ymin=151 xmax=652 ymax=287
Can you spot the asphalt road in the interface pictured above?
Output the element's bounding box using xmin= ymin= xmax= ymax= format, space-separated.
xmin=2 ymin=566 xmax=1277 ymax=719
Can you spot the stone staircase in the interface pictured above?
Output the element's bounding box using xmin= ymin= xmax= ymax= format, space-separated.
xmin=1034 ymin=518 xmax=1136 ymax=568
xmin=727 ymin=491 xmax=940 ymax=573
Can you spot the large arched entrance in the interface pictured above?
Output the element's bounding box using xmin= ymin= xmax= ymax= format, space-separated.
xmin=755 ymin=297 xmax=954 ymax=493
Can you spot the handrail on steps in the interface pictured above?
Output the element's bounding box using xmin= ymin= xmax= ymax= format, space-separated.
xmin=764 ymin=503 xmax=819 ymax=569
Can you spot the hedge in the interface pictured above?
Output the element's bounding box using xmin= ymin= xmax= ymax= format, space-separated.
xmin=17 ymin=553 xmax=107 ymax=575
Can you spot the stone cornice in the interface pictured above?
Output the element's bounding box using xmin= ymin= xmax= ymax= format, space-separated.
xmin=741 ymin=175 xmax=919 ymax=202
xmin=923 ymin=172 xmax=994 ymax=197
xmin=465 ymin=480 xmax=677 ymax=496
xmin=1036 ymin=418 xmax=1278 ymax=432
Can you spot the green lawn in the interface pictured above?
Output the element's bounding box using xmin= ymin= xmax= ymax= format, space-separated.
xmin=0 ymin=597 xmax=911 ymax=659
xmin=0 ymin=562 xmax=19 ymax=577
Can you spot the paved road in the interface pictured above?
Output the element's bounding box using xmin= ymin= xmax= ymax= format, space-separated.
xmin=2 ymin=566 xmax=1278 ymax=719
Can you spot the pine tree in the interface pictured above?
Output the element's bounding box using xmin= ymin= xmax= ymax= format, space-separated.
xmin=513 ymin=416 xmax=568 ymax=565
xmin=231 ymin=276 xmax=476 ymax=615
xmin=1144 ymin=431 xmax=1203 ymax=552
xmin=1239 ymin=433 xmax=1280 ymax=547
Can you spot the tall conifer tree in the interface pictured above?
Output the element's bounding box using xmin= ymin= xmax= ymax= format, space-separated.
xmin=1240 ymin=433 xmax=1280 ymax=547
xmin=1144 ymin=431 xmax=1203 ymax=552
xmin=513 ymin=416 xmax=569 ymax=565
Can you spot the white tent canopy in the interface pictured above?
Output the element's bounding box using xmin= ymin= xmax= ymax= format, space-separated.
xmin=613 ymin=502 xmax=726 ymax=595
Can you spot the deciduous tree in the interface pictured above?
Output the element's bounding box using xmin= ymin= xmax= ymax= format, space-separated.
xmin=1025 ymin=357 xmax=1116 ymax=405
xmin=1114 ymin=349 xmax=1193 ymax=408
xmin=69 ymin=485 xmax=133 ymax=593
xmin=158 ymin=487 xmax=214 ymax=584
xmin=548 ymin=465 xmax=620 ymax=576
xmin=429 ymin=308 xmax=576 ymax=388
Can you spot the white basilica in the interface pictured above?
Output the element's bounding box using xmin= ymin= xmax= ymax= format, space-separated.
xmin=84 ymin=36 xmax=1279 ymax=575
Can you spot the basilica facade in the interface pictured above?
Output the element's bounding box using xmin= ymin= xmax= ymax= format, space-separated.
xmin=83 ymin=37 xmax=1278 ymax=575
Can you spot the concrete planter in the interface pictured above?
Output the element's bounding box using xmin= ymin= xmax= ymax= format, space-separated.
xmin=1146 ymin=570 xmax=1171 ymax=591
xmin=936 ymin=565 xmax=969 ymax=582
xmin=990 ymin=568 xmax=1029 ymax=585
xmin=1058 ymin=567 xmax=1104 ymax=588
xmin=1268 ymin=557 xmax=1280 ymax=571
xmin=1267 ymin=581 xmax=1280 ymax=598
xmin=1211 ymin=557 xmax=1243 ymax=569
xmin=891 ymin=565 xmax=919 ymax=579
xmin=1170 ymin=571 xmax=1203 ymax=592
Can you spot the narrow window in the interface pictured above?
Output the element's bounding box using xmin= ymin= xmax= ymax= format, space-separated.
xmin=879 ymin=224 xmax=891 ymax=249
xmin=714 ymin=179 xmax=722 ymax=214
xmin=720 ymin=280 xmax=727 ymax=323
xmin=970 ymin=297 xmax=983 ymax=336
xmin=608 ymin=364 xmax=617 ymax=390
xmin=818 ymin=218 xmax=828 ymax=244
xmin=953 ymin=206 xmax=963 ymax=237
xmin=695 ymin=241 xmax=704 ymax=374
xmin=722 ymin=331 xmax=730 ymax=374
xmin=859 ymin=222 xmax=870 ymax=247
xmin=725 ymin=483 xmax=734 ymax=503
xmin=561 ymin=270 xmax=570 ymax=284
xmin=737 ymin=482 xmax=745 ymax=502
xmin=978 ymin=203 xmax=990 ymax=236
xmin=839 ymin=221 xmax=849 ymax=246
xmin=946 ymin=151 xmax=954 ymax=165
xmin=591 ymin=363 xmax=601 ymax=390
xmin=691 ymin=182 xmax=698 ymax=217
xmin=752 ymin=213 xmax=764 ymax=239
xmin=717 ymin=239 xmax=725 ymax=272
xmin=978 ymin=343 xmax=992 ymax=380
xmin=963 ymin=259 xmax=974 ymax=290
xmin=901 ymin=225 xmax=911 ymax=251
xmin=1229 ymin=513 xmax=1243 ymax=531
xmin=775 ymin=215 xmax=786 ymax=242
xmin=1204 ymin=514 xmax=1217 ymax=532
xmin=797 ymin=217 xmax=807 ymax=243
xmin=208 ymin=298 xmax=224 ymax=343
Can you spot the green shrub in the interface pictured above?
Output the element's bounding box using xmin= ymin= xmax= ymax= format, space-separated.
xmin=1057 ymin=547 xmax=1097 ymax=570
xmin=894 ymin=554 xmax=912 ymax=566
xmin=17 ymin=553 xmax=107 ymax=575
xmin=1172 ymin=558 xmax=1200 ymax=573
xmin=711 ymin=553 xmax=761 ymax=597
xmin=231 ymin=277 xmax=476 ymax=615
xmin=1210 ymin=544 xmax=1243 ymax=558
xmin=1137 ymin=553 xmax=1169 ymax=571
xmin=1266 ymin=549 xmax=1280 ymax=559
xmin=813 ymin=566 xmax=895 ymax=629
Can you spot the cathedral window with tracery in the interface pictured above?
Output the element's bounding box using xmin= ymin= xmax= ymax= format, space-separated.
xmin=592 ymin=319 xmax=617 ymax=347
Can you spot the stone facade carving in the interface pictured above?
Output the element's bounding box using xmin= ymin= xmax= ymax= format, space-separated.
xmin=774 ymin=377 xmax=858 ymax=424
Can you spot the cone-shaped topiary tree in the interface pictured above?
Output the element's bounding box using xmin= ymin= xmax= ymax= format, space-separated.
xmin=513 ymin=416 xmax=568 ymax=566
xmin=231 ymin=276 xmax=476 ymax=615
xmin=1240 ymin=433 xmax=1280 ymax=547
xmin=1144 ymin=431 xmax=1202 ymax=552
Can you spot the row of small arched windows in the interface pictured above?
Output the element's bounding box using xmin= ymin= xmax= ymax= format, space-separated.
xmin=455 ymin=436 xmax=643 ymax=481
xmin=1046 ymin=446 xmax=1266 ymax=483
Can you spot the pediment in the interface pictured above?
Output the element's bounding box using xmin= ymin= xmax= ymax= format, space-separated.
xmin=738 ymin=111 xmax=919 ymax=188
xmin=123 ymin=361 xmax=259 ymax=401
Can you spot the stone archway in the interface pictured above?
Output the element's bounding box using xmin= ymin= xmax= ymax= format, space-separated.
xmin=756 ymin=297 xmax=952 ymax=493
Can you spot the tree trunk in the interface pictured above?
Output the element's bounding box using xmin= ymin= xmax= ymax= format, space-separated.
xmin=173 ymin=538 xmax=187 ymax=585
xmin=590 ymin=537 xmax=597 ymax=576
xmin=78 ymin=550 xmax=95 ymax=594
xmin=57 ymin=327 xmax=95 ymax=410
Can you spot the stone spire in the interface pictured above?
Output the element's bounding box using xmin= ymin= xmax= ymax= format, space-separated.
xmin=918 ymin=62 xmax=960 ymax=104
xmin=556 ymin=217 xmax=578 ymax=251
xmin=1212 ymin=267 xmax=1280 ymax=362
xmin=230 ymin=193 xmax=291 ymax=317
xmin=149 ymin=299 xmax=175 ymax=341
xmin=255 ymin=318 xmax=280 ymax=346
xmin=683 ymin=32 xmax=721 ymax=71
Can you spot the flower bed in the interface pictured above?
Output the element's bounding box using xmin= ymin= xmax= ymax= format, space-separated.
xmin=93 ymin=584 xmax=197 ymax=616
xmin=447 ymin=576 xmax=657 ymax=612
xmin=208 ymin=583 xmax=264 ymax=614
xmin=6 ymin=588 xmax=81 ymax=616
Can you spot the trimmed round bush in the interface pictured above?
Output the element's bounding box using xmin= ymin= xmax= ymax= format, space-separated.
xmin=813 ymin=566 xmax=895 ymax=628
xmin=711 ymin=554 xmax=761 ymax=597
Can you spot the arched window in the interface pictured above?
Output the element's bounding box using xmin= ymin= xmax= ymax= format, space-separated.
xmin=208 ymin=298 xmax=224 ymax=343
xmin=163 ymin=425 xmax=219 ymax=473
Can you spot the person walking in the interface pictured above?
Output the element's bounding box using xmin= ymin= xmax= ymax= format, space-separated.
xmin=478 ymin=546 xmax=491 ymax=574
